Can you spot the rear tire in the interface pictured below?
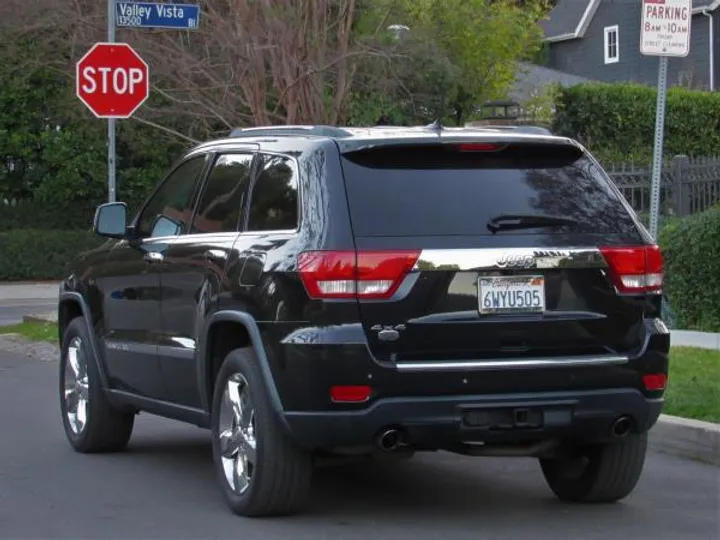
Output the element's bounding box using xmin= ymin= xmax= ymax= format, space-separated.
xmin=59 ymin=317 xmax=135 ymax=453
xmin=211 ymin=347 xmax=312 ymax=517
xmin=539 ymin=433 xmax=648 ymax=503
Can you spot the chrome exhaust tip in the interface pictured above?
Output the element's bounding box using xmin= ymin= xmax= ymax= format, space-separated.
xmin=376 ymin=428 xmax=401 ymax=451
xmin=612 ymin=416 xmax=632 ymax=438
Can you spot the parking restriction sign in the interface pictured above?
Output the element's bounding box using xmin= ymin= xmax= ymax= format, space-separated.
xmin=640 ymin=0 xmax=692 ymax=57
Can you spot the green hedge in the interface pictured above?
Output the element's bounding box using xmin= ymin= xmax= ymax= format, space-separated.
xmin=553 ymin=83 xmax=720 ymax=163
xmin=0 ymin=201 xmax=98 ymax=231
xmin=659 ymin=205 xmax=720 ymax=332
xmin=0 ymin=230 xmax=105 ymax=280
xmin=0 ymin=198 xmax=150 ymax=232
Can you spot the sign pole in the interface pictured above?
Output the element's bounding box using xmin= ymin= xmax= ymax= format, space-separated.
xmin=640 ymin=0 xmax=691 ymax=240
xmin=108 ymin=0 xmax=117 ymax=203
xmin=648 ymin=56 xmax=668 ymax=240
xmin=77 ymin=3 xmax=195 ymax=204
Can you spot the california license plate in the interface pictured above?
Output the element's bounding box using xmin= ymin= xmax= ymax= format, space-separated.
xmin=478 ymin=275 xmax=546 ymax=314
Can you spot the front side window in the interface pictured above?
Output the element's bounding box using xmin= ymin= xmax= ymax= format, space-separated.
xmin=136 ymin=156 xmax=206 ymax=237
xmin=246 ymin=154 xmax=299 ymax=232
xmin=191 ymin=153 xmax=254 ymax=234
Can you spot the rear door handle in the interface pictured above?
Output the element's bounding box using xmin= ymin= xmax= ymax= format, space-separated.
xmin=143 ymin=252 xmax=164 ymax=263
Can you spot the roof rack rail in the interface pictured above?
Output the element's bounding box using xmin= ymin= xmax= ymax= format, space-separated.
xmin=228 ymin=125 xmax=352 ymax=138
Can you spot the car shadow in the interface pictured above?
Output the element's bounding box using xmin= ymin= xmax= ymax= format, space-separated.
xmin=111 ymin=424 xmax=646 ymax=525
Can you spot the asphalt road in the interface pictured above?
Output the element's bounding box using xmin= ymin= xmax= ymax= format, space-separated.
xmin=0 ymin=350 xmax=718 ymax=540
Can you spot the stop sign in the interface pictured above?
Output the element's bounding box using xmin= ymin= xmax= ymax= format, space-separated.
xmin=76 ymin=42 xmax=149 ymax=119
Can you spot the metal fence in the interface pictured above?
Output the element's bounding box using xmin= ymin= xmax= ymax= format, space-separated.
xmin=605 ymin=155 xmax=720 ymax=217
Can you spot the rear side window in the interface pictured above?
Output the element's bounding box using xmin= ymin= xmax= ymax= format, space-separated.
xmin=340 ymin=143 xmax=639 ymax=237
xmin=191 ymin=153 xmax=253 ymax=234
xmin=246 ymin=154 xmax=299 ymax=232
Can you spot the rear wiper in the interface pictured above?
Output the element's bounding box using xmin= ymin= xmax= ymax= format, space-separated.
xmin=487 ymin=213 xmax=578 ymax=234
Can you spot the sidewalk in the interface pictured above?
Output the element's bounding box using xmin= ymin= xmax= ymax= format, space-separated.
xmin=671 ymin=330 xmax=720 ymax=351
xmin=0 ymin=282 xmax=60 ymax=301
xmin=0 ymin=282 xmax=59 ymax=326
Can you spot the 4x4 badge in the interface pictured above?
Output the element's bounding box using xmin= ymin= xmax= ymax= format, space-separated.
xmin=497 ymin=253 xmax=534 ymax=268
xmin=371 ymin=324 xmax=406 ymax=342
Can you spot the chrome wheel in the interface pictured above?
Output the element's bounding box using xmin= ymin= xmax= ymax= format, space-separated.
xmin=63 ymin=336 xmax=89 ymax=434
xmin=218 ymin=373 xmax=257 ymax=495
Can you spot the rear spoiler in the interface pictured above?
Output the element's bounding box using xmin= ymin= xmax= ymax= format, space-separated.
xmin=336 ymin=134 xmax=577 ymax=155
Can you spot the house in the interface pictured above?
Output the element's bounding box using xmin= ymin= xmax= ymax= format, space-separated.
xmin=510 ymin=62 xmax=593 ymax=102
xmin=539 ymin=0 xmax=719 ymax=91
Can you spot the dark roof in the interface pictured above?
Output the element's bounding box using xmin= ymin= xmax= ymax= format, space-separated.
xmin=693 ymin=0 xmax=719 ymax=9
xmin=539 ymin=0 xmax=592 ymax=39
xmin=541 ymin=0 xmax=719 ymax=42
xmin=510 ymin=63 xmax=593 ymax=102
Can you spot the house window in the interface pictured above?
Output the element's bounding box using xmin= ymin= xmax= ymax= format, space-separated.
xmin=604 ymin=25 xmax=619 ymax=64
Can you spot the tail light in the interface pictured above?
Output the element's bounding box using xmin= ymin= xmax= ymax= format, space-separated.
xmin=297 ymin=250 xmax=420 ymax=299
xmin=599 ymin=245 xmax=663 ymax=294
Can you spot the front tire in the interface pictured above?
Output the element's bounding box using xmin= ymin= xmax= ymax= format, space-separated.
xmin=59 ymin=317 xmax=135 ymax=453
xmin=211 ymin=348 xmax=312 ymax=517
xmin=539 ymin=433 xmax=648 ymax=503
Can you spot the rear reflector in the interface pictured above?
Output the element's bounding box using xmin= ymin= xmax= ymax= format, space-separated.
xmin=643 ymin=373 xmax=667 ymax=391
xmin=297 ymin=250 xmax=420 ymax=299
xmin=330 ymin=385 xmax=372 ymax=402
xmin=599 ymin=245 xmax=663 ymax=294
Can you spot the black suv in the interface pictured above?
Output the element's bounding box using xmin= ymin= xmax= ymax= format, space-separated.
xmin=57 ymin=124 xmax=669 ymax=517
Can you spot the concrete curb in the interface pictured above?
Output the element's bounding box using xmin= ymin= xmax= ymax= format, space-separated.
xmin=651 ymin=414 xmax=720 ymax=466
xmin=22 ymin=313 xmax=58 ymax=324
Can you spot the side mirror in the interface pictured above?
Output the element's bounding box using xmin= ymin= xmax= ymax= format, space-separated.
xmin=93 ymin=202 xmax=128 ymax=238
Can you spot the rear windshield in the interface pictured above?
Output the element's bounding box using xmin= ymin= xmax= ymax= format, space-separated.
xmin=340 ymin=143 xmax=639 ymax=237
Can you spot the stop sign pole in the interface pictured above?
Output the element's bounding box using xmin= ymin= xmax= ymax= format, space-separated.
xmin=108 ymin=0 xmax=116 ymax=203
xmin=75 ymin=1 xmax=150 ymax=203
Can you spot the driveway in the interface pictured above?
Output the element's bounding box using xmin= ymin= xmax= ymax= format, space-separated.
xmin=0 ymin=349 xmax=718 ymax=539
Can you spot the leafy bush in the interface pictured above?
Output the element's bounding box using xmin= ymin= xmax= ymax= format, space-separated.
xmin=635 ymin=211 xmax=682 ymax=233
xmin=659 ymin=205 xmax=720 ymax=332
xmin=0 ymin=230 xmax=106 ymax=280
xmin=553 ymin=83 xmax=720 ymax=163
xmin=0 ymin=63 xmax=184 ymax=229
xmin=0 ymin=201 xmax=100 ymax=231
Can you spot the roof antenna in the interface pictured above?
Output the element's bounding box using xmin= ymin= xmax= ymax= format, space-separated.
xmin=426 ymin=118 xmax=444 ymax=132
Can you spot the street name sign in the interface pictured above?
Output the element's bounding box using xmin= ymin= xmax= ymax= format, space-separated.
xmin=116 ymin=2 xmax=200 ymax=30
xmin=76 ymin=42 xmax=150 ymax=119
xmin=640 ymin=0 xmax=692 ymax=57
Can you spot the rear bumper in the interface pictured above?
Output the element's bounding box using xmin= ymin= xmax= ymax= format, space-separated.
xmin=283 ymin=388 xmax=664 ymax=451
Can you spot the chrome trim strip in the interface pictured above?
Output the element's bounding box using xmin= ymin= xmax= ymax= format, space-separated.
xmin=413 ymin=247 xmax=607 ymax=272
xmin=395 ymin=354 xmax=628 ymax=372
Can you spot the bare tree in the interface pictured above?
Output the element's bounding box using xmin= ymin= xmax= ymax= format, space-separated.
xmin=124 ymin=0 xmax=398 ymax=134
xmin=2 ymin=0 xmax=401 ymax=136
xmin=1 ymin=0 xmax=543 ymax=138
